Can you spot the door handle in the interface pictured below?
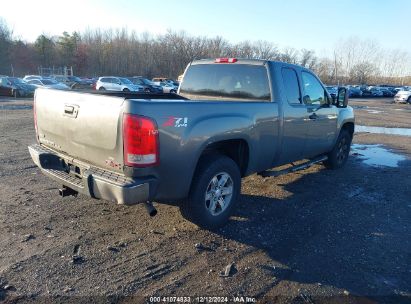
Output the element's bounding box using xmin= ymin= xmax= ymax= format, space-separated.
xmin=309 ymin=113 xmax=317 ymax=120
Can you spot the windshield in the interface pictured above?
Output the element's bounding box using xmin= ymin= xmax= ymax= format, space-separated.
xmin=120 ymin=78 xmax=133 ymax=85
xmin=141 ymin=78 xmax=153 ymax=85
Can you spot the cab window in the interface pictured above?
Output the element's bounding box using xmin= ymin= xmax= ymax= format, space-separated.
xmin=281 ymin=68 xmax=301 ymax=104
xmin=179 ymin=64 xmax=271 ymax=102
xmin=301 ymin=71 xmax=329 ymax=106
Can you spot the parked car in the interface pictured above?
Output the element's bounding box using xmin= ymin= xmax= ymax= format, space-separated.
xmin=325 ymin=86 xmax=338 ymax=98
xmin=96 ymin=77 xmax=144 ymax=92
xmin=128 ymin=77 xmax=163 ymax=93
xmin=152 ymin=77 xmax=170 ymax=83
xmin=29 ymin=58 xmax=354 ymax=229
xmin=360 ymin=88 xmax=373 ymax=97
xmin=151 ymin=80 xmax=179 ymax=93
xmin=394 ymin=90 xmax=411 ymax=104
xmin=158 ymin=81 xmax=178 ymax=93
xmin=379 ymin=88 xmax=395 ymax=97
xmin=27 ymin=79 xmax=70 ymax=90
xmin=23 ymin=75 xmax=42 ymax=82
xmin=80 ymin=77 xmax=97 ymax=85
xmin=0 ymin=76 xmax=36 ymax=97
xmin=52 ymin=75 xmax=93 ymax=90
xmin=369 ymin=87 xmax=383 ymax=97
xmin=347 ymin=86 xmax=363 ymax=97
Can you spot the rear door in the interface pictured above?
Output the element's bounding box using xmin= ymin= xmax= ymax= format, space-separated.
xmin=300 ymin=71 xmax=338 ymax=158
xmin=278 ymin=67 xmax=309 ymax=164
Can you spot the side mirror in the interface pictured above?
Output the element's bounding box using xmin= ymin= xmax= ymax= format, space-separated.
xmin=335 ymin=87 xmax=349 ymax=108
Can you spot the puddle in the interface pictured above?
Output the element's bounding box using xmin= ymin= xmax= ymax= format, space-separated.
xmin=366 ymin=110 xmax=383 ymax=114
xmin=0 ymin=104 xmax=33 ymax=110
xmin=352 ymin=105 xmax=369 ymax=109
xmin=351 ymin=144 xmax=406 ymax=167
xmin=355 ymin=125 xmax=411 ymax=137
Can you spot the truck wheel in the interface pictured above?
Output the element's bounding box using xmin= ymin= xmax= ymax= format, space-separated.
xmin=180 ymin=155 xmax=241 ymax=229
xmin=323 ymin=129 xmax=352 ymax=169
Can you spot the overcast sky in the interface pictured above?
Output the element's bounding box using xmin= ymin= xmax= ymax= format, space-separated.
xmin=1 ymin=0 xmax=410 ymax=56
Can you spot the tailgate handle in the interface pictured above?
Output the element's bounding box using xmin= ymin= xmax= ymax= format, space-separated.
xmin=64 ymin=105 xmax=74 ymax=114
xmin=63 ymin=104 xmax=79 ymax=118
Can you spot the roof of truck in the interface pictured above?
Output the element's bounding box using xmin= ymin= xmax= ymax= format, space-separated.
xmin=191 ymin=58 xmax=307 ymax=71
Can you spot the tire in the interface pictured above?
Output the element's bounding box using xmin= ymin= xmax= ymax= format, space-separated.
xmin=180 ymin=154 xmax=241 ymax=229
xmin=144 ymin=88 xmax=151 ymax=93
xmin=123 ymin=88 xmax=130 ymax=92
xmin=170 ymin=90 xmax=176 ymax=94
xmin=98 ymin=87 xmax=106 ymax=91
xmin=323 ymin=129 xmax=352 ymax=169
xmin=407 ymin=96 xmax=411 ymax=104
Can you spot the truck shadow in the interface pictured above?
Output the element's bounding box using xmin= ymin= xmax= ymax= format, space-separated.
xmin=218 ymin=158 xmax=411 ymax=302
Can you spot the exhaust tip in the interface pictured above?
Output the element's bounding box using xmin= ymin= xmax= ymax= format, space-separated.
xmin=144 ymin=201 xmax=157 ymax=217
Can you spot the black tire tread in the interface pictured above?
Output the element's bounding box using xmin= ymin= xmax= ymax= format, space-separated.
xmin=323 ymin=129 xmax=352 ymax=170
xmin=180 ymin=154 xmax=241 ymax=229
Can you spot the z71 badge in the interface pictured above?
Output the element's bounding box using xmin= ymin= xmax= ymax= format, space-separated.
xmin=162 ymin=116 xmax=188 ymax=128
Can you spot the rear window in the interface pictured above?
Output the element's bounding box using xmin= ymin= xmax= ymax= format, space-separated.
xmin=179 ymin=64 xmax=271 ymax=101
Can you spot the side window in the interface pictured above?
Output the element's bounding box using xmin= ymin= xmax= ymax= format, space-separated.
xmin=301 ymin=72 xmax=328 ymax=106
xmin=281 ymin=68 xmax=301 ymax=104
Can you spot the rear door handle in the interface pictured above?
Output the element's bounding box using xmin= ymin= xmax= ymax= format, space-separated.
xmin=309 ymin=113 xmax=317 ymax=120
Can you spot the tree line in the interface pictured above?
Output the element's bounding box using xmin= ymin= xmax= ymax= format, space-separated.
xmin=1 ymin=18 xmax=410 ymax=85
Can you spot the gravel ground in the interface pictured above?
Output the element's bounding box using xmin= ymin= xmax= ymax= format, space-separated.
xmin=0 ymin=96 xmax=410 ymax=304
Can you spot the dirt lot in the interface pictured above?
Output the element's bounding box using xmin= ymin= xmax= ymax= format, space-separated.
xmin=1 ymin=96 xmax=410 ymax=304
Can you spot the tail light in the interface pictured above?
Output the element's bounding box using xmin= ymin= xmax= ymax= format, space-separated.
xmin=123 ymin=114 xmax=159 ymax=167
xmin=215 ymin=58 xmax=238 ymax=63
xmin=33 ymin=98 xmax=39 ymax=142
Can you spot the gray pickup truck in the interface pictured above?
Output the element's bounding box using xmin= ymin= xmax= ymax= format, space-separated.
xmin=29 ymin=58 xmax=354 ymax=229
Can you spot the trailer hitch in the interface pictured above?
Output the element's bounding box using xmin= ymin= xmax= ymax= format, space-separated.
xmin=59 ymin=186 xmax=78 ymax=197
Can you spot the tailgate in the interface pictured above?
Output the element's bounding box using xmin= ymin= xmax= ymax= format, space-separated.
xmin=35 ymin=88 xmax=125 ymax=172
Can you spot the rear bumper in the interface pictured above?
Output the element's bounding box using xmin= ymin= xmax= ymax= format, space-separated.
xmin=394 ymin=96 xmax=408 ymax=103
xmin=28 ymin=144 xmax=156 ymax=205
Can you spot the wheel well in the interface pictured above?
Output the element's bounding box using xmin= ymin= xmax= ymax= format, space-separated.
xmin=342 ymin=122 xmax=354 ymax=138
xmin=200 ymin=139 xmax=249 ymax=177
